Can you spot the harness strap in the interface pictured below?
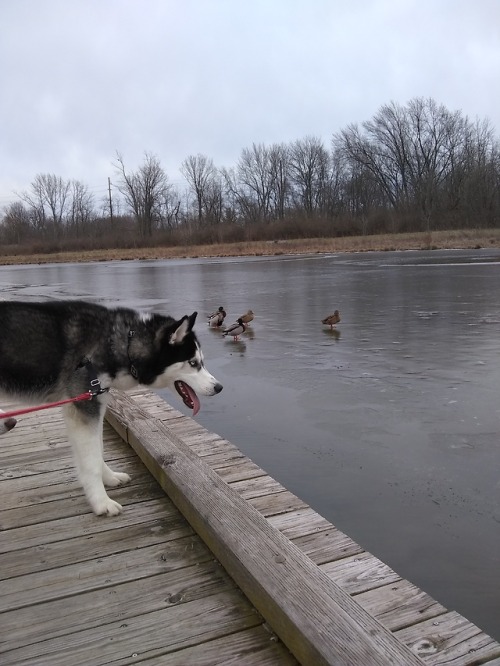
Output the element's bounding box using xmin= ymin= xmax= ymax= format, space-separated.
xmin=78 ymin=358 xmax=109 ymax=397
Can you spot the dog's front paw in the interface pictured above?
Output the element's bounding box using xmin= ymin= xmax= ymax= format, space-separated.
xmin=103 ymin=470 xmax=132 ymax=488
xmin=93 ymin=496 xmax=123 ymax=517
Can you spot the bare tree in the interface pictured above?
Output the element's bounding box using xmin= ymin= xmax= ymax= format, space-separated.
xmin=235 ymin=143 xmax=278 ymax=222
xmin=115 ymin=152 xmax=170 ymax=237
xmin=180 ymin=154 xmax=221 ymax=225
xmin=335 ymin=98 xmax=474 ymax=229
xmin=68 ymin=180 xmax=95 ymax=238
xmin=19 ymin=173 xmax=70 ymax=236
xmin=268 ymin=143 xmax=290 ymax=220
xmin=335 ymin=118 xmax=405 ymax=210
xmin=0 ymin=201 xmax=32 ymax=244
xmin=157 ymin=185 xmax=181 ymax=230
xmin=404 ymin=97 xmax=469 ymax=228
xmin=289 ymin=136 xmax=331 ymax=215
xmin=448 ymin=118 xmax=500 ymax=226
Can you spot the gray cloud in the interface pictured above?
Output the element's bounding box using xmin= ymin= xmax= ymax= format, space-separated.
xmin=1 ymin=0 xmax=499 ymax=205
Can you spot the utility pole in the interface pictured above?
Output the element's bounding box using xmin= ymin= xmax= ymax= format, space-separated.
xmin=108 ymin=177 xmax=114 ymax=221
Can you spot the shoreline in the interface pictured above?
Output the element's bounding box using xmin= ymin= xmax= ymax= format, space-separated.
xmin=1 ymin=229 xmax=499 ymax=266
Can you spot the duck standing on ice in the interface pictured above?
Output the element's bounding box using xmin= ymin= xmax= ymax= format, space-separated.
xmin=222 ymin=318 xmax=246 ymax=341
xmin=322 ymin=310 xmax=341 ymax=329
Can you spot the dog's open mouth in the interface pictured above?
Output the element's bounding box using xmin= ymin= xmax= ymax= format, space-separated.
xmin=174 ymin=381 xmax=200 ymax=416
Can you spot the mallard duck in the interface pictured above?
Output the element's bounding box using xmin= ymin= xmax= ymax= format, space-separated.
xmin=207 ymin=306 xmax=226 ymax=327
xmin=322 ymin=310 xmax=341 ymax=329
xmin=238 ymin=309 xmax=254 ymax=325
xmin=222 ymin=318 xmax=246 ymax=341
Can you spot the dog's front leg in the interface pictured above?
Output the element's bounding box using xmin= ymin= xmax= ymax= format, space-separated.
xmin=63 ymin=403 xmax=122 ymax=516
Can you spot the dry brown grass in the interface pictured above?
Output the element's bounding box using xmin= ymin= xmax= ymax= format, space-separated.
xmin=1 ymin=229 xmax=499 ymax=266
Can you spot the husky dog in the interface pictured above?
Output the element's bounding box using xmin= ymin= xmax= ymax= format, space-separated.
xmin=0 ymin=300 xmax=222 ymax=516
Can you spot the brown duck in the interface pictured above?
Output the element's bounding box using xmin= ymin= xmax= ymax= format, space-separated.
xmin=322 ymin=310 xmax=341 ymax=329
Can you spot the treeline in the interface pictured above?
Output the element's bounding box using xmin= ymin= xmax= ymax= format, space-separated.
xmin=1 ymin=97 xmax=499 ymax=252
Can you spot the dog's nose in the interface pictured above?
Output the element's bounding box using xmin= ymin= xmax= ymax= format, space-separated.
xmin=214 ymin=383 xmax=223 ymax=394
xmin=5 ymin=418 xmax=17 ymax=431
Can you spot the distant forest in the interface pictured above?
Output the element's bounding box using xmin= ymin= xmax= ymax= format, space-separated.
xmin=1 ymin=97 xmax=499 ymax=252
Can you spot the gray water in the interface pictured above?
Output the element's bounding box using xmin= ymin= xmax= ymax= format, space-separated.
xmin=1 ymin=248 xmax=499 ymax=640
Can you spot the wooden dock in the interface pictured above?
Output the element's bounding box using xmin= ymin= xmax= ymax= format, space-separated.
xmin=1 ymin=389 xmax=499 ymax=665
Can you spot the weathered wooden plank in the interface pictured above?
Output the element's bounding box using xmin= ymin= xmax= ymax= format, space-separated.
xmin=157 ymin=418 xmax=206 ymax=439
xmin=0 ymin=476 xmax=161 ymax=529
xmin=0 ymin=436 xmax=70 ymax=459
xmin=0 ymin=456 xmax=75 ymax=480
xmin=0 ymin=465 xmax=148 ymax=508
xmin=1 ymin=497 xmax=175 ymax=553
xmin=0 ymin=430 xmax=66 ymax=449
xmin=0 ymin=480 xmax=163 ymax=529
xmin=106 ymin=390 xmax=424 ymax=666
xmin=142 ymin=626 xmax=298 ymax=666
xmin=0 ymin=512 xmax=192 ymax=580
xmin=230 ymin=474 xmax=287 ymax=499
xmin=355 ymin=579 xmax=447 ymax=631
xmin=267 ymin=506 xmax=333 ymax=539
xmin=320 ymin=551 xmax=401 ymax=594
xmin=248 ymin=489 xmax=308 ymax=517
xmin=0 ymin=561 xmax=234 ymax=653
xmin=197 ymin=449 xmax=246 ymax=468
xmin=212 ymin=458 xmax=268 ymax=483
xmin=0 ymin=438 xmax=129 ymax=468
xmin=0 ymin=448 xmax=134 ymax=481
xmin=0 ymin=536 xmax=206 ymax=613
xmin=183 ymin=433 xmax=232 ymax=452
xmin=1 ymin=411 xmax=66 ymax=429
xmin=395 ymin=611 xmax=500 ymax=665
xmin=1 ymin=591 xmax=263 ymax=666
xmin=0 ymin=423 xmax=128 ymax=467
xmin=293 ymin=527 xmax=364 ymax=564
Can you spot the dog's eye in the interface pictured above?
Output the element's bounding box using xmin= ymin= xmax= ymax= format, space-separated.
xmin=189 ymin=360 xmax=198 ymax=368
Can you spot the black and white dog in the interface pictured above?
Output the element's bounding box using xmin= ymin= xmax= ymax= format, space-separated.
xmin=0 ymin=300 xmax=222 ymax=516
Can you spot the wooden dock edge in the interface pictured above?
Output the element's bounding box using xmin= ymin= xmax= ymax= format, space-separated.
xmin=105 ymin=389 xmax=424 ymax=666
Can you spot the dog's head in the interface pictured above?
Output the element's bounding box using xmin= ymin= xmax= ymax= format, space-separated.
xmin=132 ymin=311 xmax=222 ymax=415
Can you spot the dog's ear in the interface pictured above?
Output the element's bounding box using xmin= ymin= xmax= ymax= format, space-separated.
xmin=169 ymin=312 xmax=197 ymax=345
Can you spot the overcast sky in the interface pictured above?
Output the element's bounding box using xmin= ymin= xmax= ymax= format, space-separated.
xmin=1 ymin=0 xmax=499 ymax=207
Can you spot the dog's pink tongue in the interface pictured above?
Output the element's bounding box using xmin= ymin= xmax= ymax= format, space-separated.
xmin=174 ymin=381 xmax=201 ymax=416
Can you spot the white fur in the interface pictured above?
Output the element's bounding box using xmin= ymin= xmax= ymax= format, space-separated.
xmin=62 ymin=396 xmax=125 ymax=517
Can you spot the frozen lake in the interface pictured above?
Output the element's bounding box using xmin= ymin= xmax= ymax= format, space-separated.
xmin=1 ymin=247 xmax=499 ymax=639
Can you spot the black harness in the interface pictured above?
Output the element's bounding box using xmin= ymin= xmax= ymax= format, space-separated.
xmin=78 ymin=358 xmax=109 ymax=397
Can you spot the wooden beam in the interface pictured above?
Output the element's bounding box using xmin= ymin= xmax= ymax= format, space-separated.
xmin=106 ymin=391 xmax=424 ymax=666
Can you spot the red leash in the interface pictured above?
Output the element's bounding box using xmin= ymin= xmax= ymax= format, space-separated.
xmin=0 ymin=391 xmax=94 ymax=420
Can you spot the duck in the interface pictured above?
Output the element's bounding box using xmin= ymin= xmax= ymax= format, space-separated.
xmin=238 ymin=309 xmax=254 ymax=325
xmin=222 ymin=318 xmax=246 ymax=341
xmin=322 ymin=310 xmax=341 ymax=329
xmin=207 ymin=306 xmax=226 ymax=327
